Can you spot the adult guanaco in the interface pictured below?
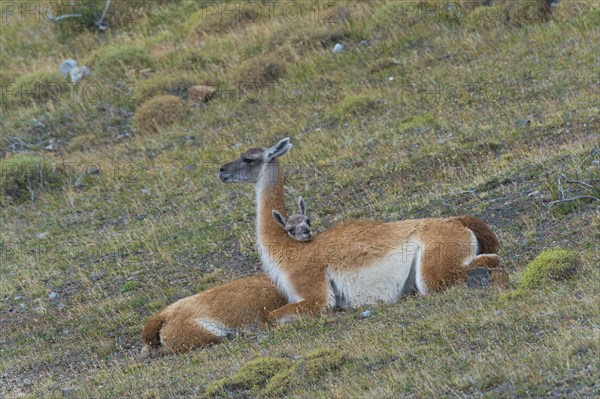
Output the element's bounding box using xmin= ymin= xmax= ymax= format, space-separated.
xmin=219 ymin=138 xmax=508 ymax=323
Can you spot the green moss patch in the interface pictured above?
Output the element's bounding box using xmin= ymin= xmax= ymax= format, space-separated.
xmin=264 ymin=348 xmax=346 ymax=396
xmin=205 ymin=357 xmax=294 ymax=397
xmin=519 ymin=249 xmax=581 ymax=289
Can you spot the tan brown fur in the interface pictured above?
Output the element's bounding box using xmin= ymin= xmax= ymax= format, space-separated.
xmin=219 ymin=138 xmax=508 ymax=323
xmin=140 ymin=274 xmax=286 ymax=357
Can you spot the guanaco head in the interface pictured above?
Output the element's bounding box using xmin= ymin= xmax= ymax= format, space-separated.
xmin=272 ymin=197 xmax=314 ymax=241
xmin=218 ymin=138 xmax=292 ymax=183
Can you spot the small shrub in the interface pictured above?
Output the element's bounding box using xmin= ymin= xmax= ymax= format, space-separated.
xmin=206 ymin=357 xmax=293 ymax=397
xmin=67 ymin=134 xmax=99 ymax=153
xmin=132 ymin=95 xmax=188 ymax=133
xmin=519 ymin=248 xmax=580 ymax=289
xmin=92 ymin=46 xmax=153 ymax=80
xmin=0 ymin=155 xmax=65 ymax=204
xmin=235 ymin=56 xmax=286 ymax=88
xmin=7 ymin=72 xmax=68 ymax=105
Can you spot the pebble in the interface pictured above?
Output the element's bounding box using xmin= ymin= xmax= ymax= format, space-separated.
xmin=184 ymin=164 xmax=197 ymax=171
xmin=136 ymin=214 xmax=147 ymax=221
xmin=49 ymin=292 xmax=58 ymax=300
xmin=141 ymin=189 xmax=150 ymax=195
xmin=360 ymin=309 xmax=373 ymax=318
xmin=36 ymin=231 xmax=49 ymax=239
xmin=332 ymin=43 xmax=345 ymax=53
xmin=60 ymin=59 xmax=78 ymax=77
xmin=517 ymin=118 xmax=531 ymax=128
xmin=494 ymin=310 xmax=502 ymax=316
xmin=91 ymin=272 xmax=104 ymax=282
xmin=87 ymin=166 xmax=101 ymax=175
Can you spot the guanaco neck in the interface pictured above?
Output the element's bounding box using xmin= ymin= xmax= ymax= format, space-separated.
xmin=255 ymin=160 xmax=293 ymax=251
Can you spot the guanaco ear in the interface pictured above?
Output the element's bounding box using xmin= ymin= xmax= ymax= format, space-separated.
xmin=297 ymin=196 xmax=306 ymax=215
xmin=272 ymin=210 xmax=287 ymax=229
xmin=264 ymin=138 xmax=292 ymax=162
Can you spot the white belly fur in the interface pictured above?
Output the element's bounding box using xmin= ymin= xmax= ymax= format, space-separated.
xmin=327 ymin=242 xmax=420 ymax=308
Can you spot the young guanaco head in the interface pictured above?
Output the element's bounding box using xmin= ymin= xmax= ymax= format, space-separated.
xmin=272 ymin=197 xmax=313 ymax=241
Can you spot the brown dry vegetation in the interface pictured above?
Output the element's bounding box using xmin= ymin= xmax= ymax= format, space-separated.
xmin=1 ymin=1 xmax=598 ymax=398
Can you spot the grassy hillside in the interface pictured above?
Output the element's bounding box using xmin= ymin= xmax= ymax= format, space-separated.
xmin=1 ymin=1 xmax=598 ymax=398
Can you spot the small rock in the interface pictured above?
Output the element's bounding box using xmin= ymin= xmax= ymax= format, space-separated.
xmin=388 ymin=76 xmax=394 ymax=81
xmin=45 ymin=140 xmax=56 ymax=151
xmin=494 ymin=310 xmax=502 ymax=316
xmin=23 ymin=378 xmax=33 ymax=386
xmin=69 ymin=66 xmax=90 ymax=84
xmin=49 ymin=292 xmax=58 ymax=300
xmin=58 ymin=302 xmax=66 ymax=310
xmin=185 ymin=135 xmax=196 ymax=142
xmin=87 ymin=166 xmax=101 ymax=175
xmin=62 ymin=387 xmax=76 ymax=397
xmin=365 ymin=138 xmax=375 ymax=146
xmin=36 ymin=231 xmax=49 ymax=239
xmin=517 ymin=118 xmax=531 ymax=128
xmin=91 ymin=272 xmax=104 ymax=282
xmin=528 ymin=190 xmax=540 ymax=197
xmin=188 ymin=85 xmax=216 ymax=103
xmin=136 ymin=214 xmax=147 ymax=221
xmin=332 ymin=43 xmax=345 ymax=54
xmin=141 ymin=189 xmax=150 ymax=195
xmin=360 ymin=309 xmax=373 ymax=318
xmin=60 ymin=59 xmax=78 ymax=77
xmin=14 ymin=295 xmax=22 ymax=301
xmin=359 ymin=40 xmax=371 ymax=47
xmin=184 ymin=163 xmax=197 ymax=171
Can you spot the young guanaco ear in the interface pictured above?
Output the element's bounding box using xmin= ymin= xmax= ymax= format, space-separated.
xmin=297 ymin=196 xmax=306 ymax=216
xmin=264 ymin=138 xmax=292 ymax=162
xmin=272 ymin=210 xmax=287 ymax=229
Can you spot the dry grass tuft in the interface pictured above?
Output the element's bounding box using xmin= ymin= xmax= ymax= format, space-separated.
xmin=132 ymin=95 xmax=188 ymax=133
xmin=67 ymin=134 xmax=99 ymax=153
xmin=234 ymin=56 xmax=286 ymax=88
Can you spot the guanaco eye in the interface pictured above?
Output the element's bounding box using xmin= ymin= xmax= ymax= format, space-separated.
xmin=242 ymin=158 xmax=254 ymax=164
